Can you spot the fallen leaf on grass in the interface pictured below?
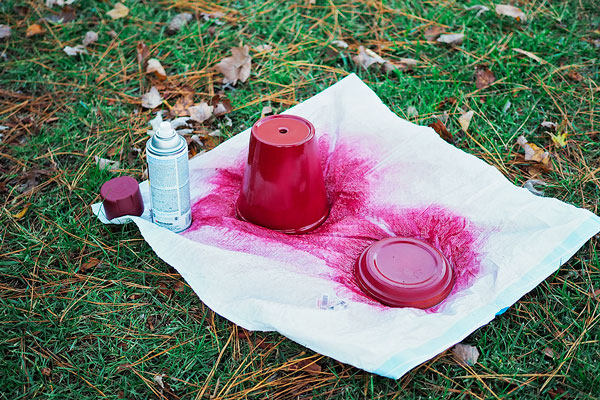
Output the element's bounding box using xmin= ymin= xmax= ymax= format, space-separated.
xmin=331 ymin=39 xmax=349 ymax=48
xmin=211 ymin=94 xmax=232 ymax=117
xmin=157 ymin=282 xmax=173 ymax=298
xmin=81 ymin=257 xmax=101 ymax=272
xmin=287 ymin=359 xmax=322 ymax=374
xmin=171 ymin=94 xmax=194 ymax=117
xmin=137 ymin=41 xmax=150 ymax=64
xmin=45 ymin=5 xmax=77 ymax=24
xmin=406 ymin=106 xmax=418 ymax=119
xmin=0 ymin=25 xmax=12 ymax=39
xmin=82 ymin=31 xmax=98 ymax=46
xmin=116 ymin=363 xmax=132 ymax=372
xmin=215 ymin=45 xmax=252 ymax=85
xmin=107 ymin=3 xmax=129 ymax=20
xmin=429 ymin=119 xmax=453 ymax=142
xmin=168 ymin=12 xmax=192 ymax=33
xmin=95 ymin=155 xmax=120 ymax=171
xmin=46 ymin=0 xmax=75 ymax=6
xmin=200 ymin=11 xmax=225 ymax=25
xmin=523 ymin=179 xmax=547 ymax=196
xmin=475 ymin=65 xmax=496 ymax=89
xmin=437 ymin=97 xmax=456 ymax=110
xmin=154 ymin=374 xmax=165 ymax=389
xmin=566 ymin=68 xmax=584 ymax=82
xmin=188 ymin=102 xmax=213 ymax=122
xmin=424 ymin=26 xmax=443 ymax=42
xmin=41 ymin=367 xmax=52 ymax=376
xmin=495 ymin=4 xmax=527 ymax=21
xmin=13 ymin=203 xmax=31 ymax=219
xmin=141 ymin=86 xmax=163 ymax=109
xmin=437 ymin=33 xmax=464 ymax=45
xmin=352 ymin=46 xmax=385 ymax=69
xmin=453 ymin=344 xmax=480 ymax=366
xmin=64 ymin=44 xmax=88 ymax=56
xmin=384 ymin=58 xmax=418 ymax=73
xmin=261 ymin=105 xmax=273 ymax=117
xmin=541 ymin=121 xmax=567 ymax=147
xmin=458 ymin=110 xmax=474 ymax=133
xmin=513 ymin=48 xmax=546 ymax=64
xmin=517 ymin=136 xmax=550 ymax=166
xmin=254 ymin=44 xmax=273 ymax=52
xmin=146 ymin=58 xmax=167 ymax=80
xmin=26 ymin=24 xmax=45 ymax=37
xmin=543 ymin=347 xmax=555 ymax=359
xmin=465 ymin=4 xmax=490 ymax=16
xmin=173 ymin=281 xmax=185 ymax=292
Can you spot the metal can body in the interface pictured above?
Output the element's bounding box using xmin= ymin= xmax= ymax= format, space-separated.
xmin=146 ymin=131 xmax=192 ymax=232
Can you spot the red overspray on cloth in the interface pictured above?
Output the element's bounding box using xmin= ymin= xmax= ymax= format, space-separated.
xmin=354 ymin=237 xmax=455 ymax=309
xmin=236 ymin=115 xmax=329 ymax=233
xmin=184 ymin=135 xmax=483 ymax=311
xmin=100 ymin=176 xmax=144 ymax=220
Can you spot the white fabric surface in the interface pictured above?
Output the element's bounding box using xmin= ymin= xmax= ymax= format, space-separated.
xmin=93 ymin=74 xmax=600 ymax=378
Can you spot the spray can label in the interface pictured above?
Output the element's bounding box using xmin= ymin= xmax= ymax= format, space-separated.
xmin=146 ymin=144 xmax=192 ymax=232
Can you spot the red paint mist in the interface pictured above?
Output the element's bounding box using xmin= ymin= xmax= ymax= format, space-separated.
xmin=184 ymin=135 xmax=484 ymax=310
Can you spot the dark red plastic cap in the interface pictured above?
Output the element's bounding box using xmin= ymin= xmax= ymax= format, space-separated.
xmin=100 ymin=176 xmax=144 ymax=220
xmin=354 ymin=237 xmax=454 ymax=309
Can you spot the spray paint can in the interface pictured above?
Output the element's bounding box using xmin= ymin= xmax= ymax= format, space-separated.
xmin=146 ymin=121 xmax=192 ymax=232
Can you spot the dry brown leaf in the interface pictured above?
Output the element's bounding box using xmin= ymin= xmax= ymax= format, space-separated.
xmin=0 ymin=25 xmax=11 ymax=39
xmin=157 ymin=282 xmax=173 ymax=298
xmin=384 ymin=58 xmax=418 ymax=73
xmin=171 ymin=94 xmax=194 ymax=117
xmin=141 ymin=86 xmax=163 ymax=109
xmin=261 ymin=105 xmax=273 ymax=117
xmin=331 ymin=39 xmax=349 ymax=48
xmin=107 ymin=3 xmax=129 ymax=19
xmin=406 ymin=106 xmax=418 ymax=119
xmin=543 ymin=347 xmax=555 ymax=359
xmin=424 ymin=26 xmax=443 ymax=42
xmin=211 ymin=95 xmax=232 ymax=117
xmin=173 ymin=281 xmax=185 ymax=292
xmin=352 ymin=46 xmax=385 ymax=70
xmin=429 ymin=119 xmax=453 ymax=142
xmin=475 ymin=65 xmax=496 ymax=89
xmin=495 ymin=4 xmax=527 ymax=21
xmin=254 ymin=44 xmax=273 ymax=52
xmin=82 ymin=31 xmax=98 ymax=46
xmin=437 ymin=97 xmax=457 ymax=110
xmin=437 ymin=33 xmax=464 ymax=45
xmin=81 ymin=257 xmax=101 ymax=272
xmin=513 ymin=48 xmax=546 ymax=64
xmin=137 ymin=41 xmax=150 ymax=64
xmin=64 ymin=45 xmax=88 ymax=56
xmin=215 ymin=45 xmax=252 ymax=85
xmin=41 ymin=367 xmax=52 ymax=376
xmin=26 ymin=24 xmax=45 ymax=37
xmin=188 ymin=102 xmax=213 ymax=122
xmin=517 ymin=136 xmax=550 ymax=166
xmin=566 ymin=68 xmax=584 ymax=82
xmin=286 ymin=359 xmax=322 ymax=374
xmin=116 ymin=363 xmax=132 ymax=372
xmin=95 ymin=155 xmax=120 ymax=171
xmin=146 ymin=58 xmax=167 ymax=80
xmin=453 ymin=344 xmax=480 ymax=366
xmin=458 ymin=110 xmax=474 ymax=133
xmin=13 ymin=203 xmax=31 ymax=219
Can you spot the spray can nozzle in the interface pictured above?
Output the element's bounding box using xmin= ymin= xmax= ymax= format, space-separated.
xmin=157 ymin=121 xmax=175 ymax=139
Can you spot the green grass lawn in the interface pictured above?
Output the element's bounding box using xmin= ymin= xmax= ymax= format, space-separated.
xmin=1 ymin=0 xmax=599 ymax=398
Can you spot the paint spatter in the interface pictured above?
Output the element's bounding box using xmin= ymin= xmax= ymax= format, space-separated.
xmin=184 ymin=135 xmax=484 ymax=311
